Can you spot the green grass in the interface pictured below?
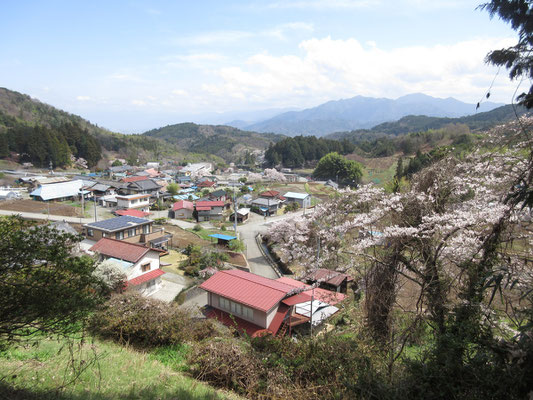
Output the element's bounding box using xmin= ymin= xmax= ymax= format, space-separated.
xmin=361 ymin=161 xmax=397 ymax=186
xmin=187 ymin=227 xmax=229 ymax=242
xmin=0 ymin=337 xmax=238 ymax=400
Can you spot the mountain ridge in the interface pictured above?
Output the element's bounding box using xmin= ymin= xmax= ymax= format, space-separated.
xmin=238 ymin=93 xmax=503 ymax=136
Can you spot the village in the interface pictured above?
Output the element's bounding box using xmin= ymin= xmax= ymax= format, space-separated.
xmin=0 ymin=160 xmax=351 ymax=338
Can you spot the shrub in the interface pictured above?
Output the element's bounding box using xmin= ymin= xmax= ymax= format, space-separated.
xmin=193 ymin=224 xmax=202 ymax=232
xmin=89 ymin=292 xmax=216 ymax=348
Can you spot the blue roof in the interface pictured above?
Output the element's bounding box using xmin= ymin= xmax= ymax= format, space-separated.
xmin=209 ymin=234 xmax=237 ymax=241
xmin=107 ymin=257 xmax=134 ymax=269
xmin=173 ymin=194 xmax=199 ymax=201
xmin=85 ymin=215 xmax=150 ymax=231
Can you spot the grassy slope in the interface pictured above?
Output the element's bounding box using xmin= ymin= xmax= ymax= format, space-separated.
xmin=0 ymin=337 xmax=239 ymax=400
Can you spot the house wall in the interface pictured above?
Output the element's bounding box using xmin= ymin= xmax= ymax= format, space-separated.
xmin=117 ymin=197 xmax=150 ymax=209
xmin=287 ymin=196 xmax=311 ymax=208
xmin=209 ymin=293 xmax=268 ymax=328
xmin=132 ymin=276 xmax=162 ymax=296
xmin=173 ymin=208 xmax=193 ymax=219
xmin=84 ymin=223 xmax=153 ymax=242
xmin=127 ymin=251 xmax=160 ymax=279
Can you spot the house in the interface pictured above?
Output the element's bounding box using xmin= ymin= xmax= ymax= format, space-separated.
xmin=170 ymin=200 xmax=194 ymax=219
xmin=229 ymin=208 xmax=250 ymax=223
xmin=98 ymin=194 xmax=118 ymax=208
xmin=30 ymin=180 xmax=90 ymax=202
xmin=283 ymin=192 xmax=311 ymax=208
xmin=83 ymin=215 xmax=171 ymax=250
xmin=251 ymin=197 xmax=281 ymax=216
xmin=200 ymin=270 xmax=343 ymax=337
xmin=259 ymin=190 xmax=286 ymax=201
xmin=86 ymin=182 xmax=115 ymax=198
xmin=304 ymin=268 xmax=354 ymax=293
xmin=209 ymin=189 xmax=227 ymax=202
xmin=197 ymin=180 xmax=217 ymax=189
xmin=90 ymin=238 xmax=165 ymax=296
xmin=114 ymin=209 xmax=150 ymax=218
xmin=325 ymin=180 xmax=339 ymax=190
xmin=116 ymin=194 xmax=151 ymax=212
xmin=123 ymin=179 xmax=162 ymax=197
xmin=122 ymin=175 xmax=149 ymax=183
xmin=195 ymin=200 xmax=225 ymax=221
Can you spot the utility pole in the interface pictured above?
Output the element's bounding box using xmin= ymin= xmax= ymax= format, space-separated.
xmin=93 ymin=194 xmax=97 ymax=222
xmin=80 ymin=188 xmax=84 ymax=223
xmin=233 ymin=185 xmax=237 ymax=236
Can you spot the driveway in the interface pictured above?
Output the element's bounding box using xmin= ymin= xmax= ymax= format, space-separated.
xmin=150 ymin=272 xmax=188 ymax=302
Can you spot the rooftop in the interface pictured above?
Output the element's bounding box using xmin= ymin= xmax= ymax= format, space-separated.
xmin=284 ymin=191 xmax=310 ymax=200
xmin=84 ymin=215 xmax=151 ymax=232
xmin=90 ymin=238 xmax=154 ymax=263
xmin=114 ymin=209 xmax=149 ymax=218
xmin=199 ymin=270 xmax=294 ymax=312
xmin=172 ymin=200 xmax=194 ymax=211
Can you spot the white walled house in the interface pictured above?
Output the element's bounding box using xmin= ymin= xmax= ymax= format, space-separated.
xmin=116 ymin=194 xmax=151 ymax=212
xmin=90 ymin=238 xmax=165 ymax=296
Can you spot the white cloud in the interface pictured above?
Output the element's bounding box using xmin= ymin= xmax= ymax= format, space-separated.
xmin=76 ymin=96 xmax=91 ymax=101
xmin=131 ymin=99 xmax=147 ymax=106
xmin=200 ymin=36 xmax=517 ymax=107
xmin=172 ymin=89 xmax=188 ymax=96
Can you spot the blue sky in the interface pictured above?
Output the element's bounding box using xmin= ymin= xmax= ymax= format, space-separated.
xmin=0 ymin=0 xmax=522 ymax=132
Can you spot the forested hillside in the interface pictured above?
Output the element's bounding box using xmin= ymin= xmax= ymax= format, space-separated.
xmin=264 ymin=135 xmax=355 ymax=168
xmin=142 ymin=122 xmax=285 ymax=161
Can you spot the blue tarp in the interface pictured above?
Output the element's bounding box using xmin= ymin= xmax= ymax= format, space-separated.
xmin=209 ymin=234 xmax=237 ymax=241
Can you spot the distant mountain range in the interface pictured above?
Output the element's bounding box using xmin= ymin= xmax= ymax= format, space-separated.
xmin=326 ymin=104 xmax=526 ymax=142
xmin=227 ymin=93 xmax=504 ymax=137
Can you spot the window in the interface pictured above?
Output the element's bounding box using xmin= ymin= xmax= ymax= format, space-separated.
xmin=87 ymin=228 xmax=94 ymax=237
xmin=141 ymin=263 xmax=150 ymax=272
xmin=115 ymin=231 xmax=124 ymax=240
xmin=146 ymin=280 xmax=155 ymax=289
xmin=219 ymin=297 xmax=254 ymax=321
xmin=128 ymin=228 xmax=135 ymax=237
xmin=142 ymin=224 xmax=150 ymax=234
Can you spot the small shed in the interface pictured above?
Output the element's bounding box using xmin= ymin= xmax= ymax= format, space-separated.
xmin=209 ymin=233 xmax=237 ymax=246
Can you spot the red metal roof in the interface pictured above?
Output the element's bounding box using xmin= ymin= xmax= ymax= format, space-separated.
xmin=267 ymin=303 xmax=290 ymax=335
xmin=276 ymin=277 xmax=309 ymax=288
xmin=127 ymin=268 xmax=165 ymax=286
xmin=122 ymin=176 xmax=149 ymax=183
xmin=172 ymin=200 xmax=194 ymax=211
xmin=259 ymin=190 xmax=280 ymax=198
xmin=90 ymin=238 xmax=152 ymax=263
xmin=196 ymin=206 xmax=211 ymax=211
xmin=196 ymin=200 xmax=224 ymax=207
xmin=277 ymin=276 xmax=345 ymax=305
xmin=115 ymin=209 xmax=149 ymax=218
xmin=282 ymin=292 xmax=312 ymax=306
xmin=199 ymin=270 xmax=294 ymax=312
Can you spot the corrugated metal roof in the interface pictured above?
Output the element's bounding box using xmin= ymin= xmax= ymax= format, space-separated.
xmin=85 ymin=215 xmax=150 ymax=232
xmin=30 ymin=180 xmax=85 ymax=201
xmin=200 ymin=270 xmax=294 ymax=312
xmin=284 ymin=191 xmax=309 ymax=200
xmin=90 ymin=238 xmax=151 ymax=263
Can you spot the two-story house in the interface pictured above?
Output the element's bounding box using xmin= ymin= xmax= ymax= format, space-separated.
xmin=83 ymin=215 xmax=171 ymax=250
xmin=90 ymin=238 xmax=165 ymax=296
xmin=116 ymin=194 xmax=151 ymax=212
xmin=283 ymin=192 xmax=311 ymax=209
xmin=195 ymin=200 xmax=225 ymax=221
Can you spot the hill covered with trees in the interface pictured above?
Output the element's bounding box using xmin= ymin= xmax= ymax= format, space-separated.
xmin=142 ymin=122 xmax=285 ymax=162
